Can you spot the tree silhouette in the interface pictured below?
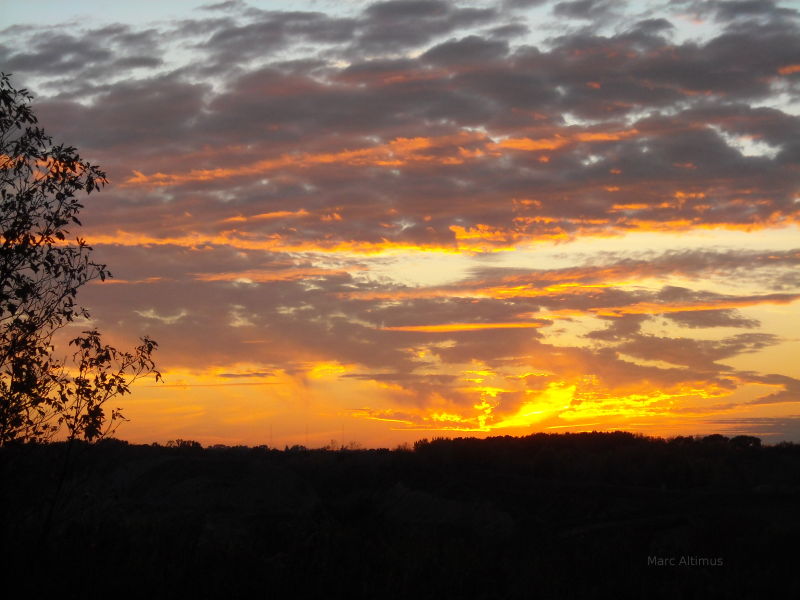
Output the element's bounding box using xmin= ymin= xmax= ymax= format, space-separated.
xmin=0 ymin=73 xmax=159 ymax=444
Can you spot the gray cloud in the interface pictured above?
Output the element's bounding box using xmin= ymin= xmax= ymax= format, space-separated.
xmin=714 ymin=0 xmax=798 ymax=23
xmin=552 ymin=0 xmax=618 ymax=21
xmin=664 ymin=309 xmax=759 ymax=329
xmin=355 ymin=0 xmax=496 ymax=55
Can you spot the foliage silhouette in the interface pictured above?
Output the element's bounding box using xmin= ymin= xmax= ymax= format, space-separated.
xmin=1 ymin=432 xmax=798 ymax=599
xmin=0 ymin=72 xmax=159 ymax=444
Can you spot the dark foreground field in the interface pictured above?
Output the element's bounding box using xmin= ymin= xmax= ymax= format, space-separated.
xmin=2 ymin=432 xmax=799 ymax=599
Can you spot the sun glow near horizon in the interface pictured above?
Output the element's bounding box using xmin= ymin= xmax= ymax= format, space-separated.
xmin=5 ymin=0 xmax=799 ymax=446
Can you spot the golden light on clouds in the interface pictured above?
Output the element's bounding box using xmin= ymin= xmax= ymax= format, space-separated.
xmin=8 ymin=0 xmax=799 ymax=446
xmin=124 ymin=128 xmax=641 ymax=189
xmin=382 ymin=322 xmax=546 ymax=332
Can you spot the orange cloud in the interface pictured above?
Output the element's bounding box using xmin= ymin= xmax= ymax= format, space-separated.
xmin=615 ymin=215 xmax=793 ymax=234
xmin=350 ymin=376 xmax=736 ymax=434
xmin=493 ymin=136 xmax=568 ymax=151
xmin=123 ymin=132 xmax=489 ymax=187
xmin=493 ymin=128 xmax=639 ymax=152
xmin=349 ymin=282 xmax=610 ymax=302
xmin=382 ymin=322 xmax=547 ymax=332
xmin=574 ymin=129 xmax=639 ymax=142
xmin=80 ymin=230 xmax=470 ymax=255
xmin=91 ymin=276 xmax=166 ymax=285
xmin=221 ymin=209 xmax=309 ymax=224
xmin=533 ymin=294 xmax=800 ymax=319
xmin=123 ymin=128 xmax=641 ymax=188
xmin=778 ymin=64 xmax=800 ymax=75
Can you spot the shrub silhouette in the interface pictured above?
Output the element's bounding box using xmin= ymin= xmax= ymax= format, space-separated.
xmin=0 ymin=73 xmax=159 ymax=444
xmin=1 ymin=431 xmax=798 ymax=599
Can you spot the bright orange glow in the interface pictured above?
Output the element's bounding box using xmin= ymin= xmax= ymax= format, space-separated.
xmin=307 ymin=362 xmax=353 ymax=379
xmin=449 ymin=223 xmax=522 ymax=242
xmin=778 ymin=64 xmax=800 ymax=75
xmin=493 ymin=136 xmax=567 ymax=151
xmin=78 ymin=213 xmax=758 ymax=257
xmin=354 ymin=369 xmax=682 ymax=433
xmin=221 ymin=209 xmax=309 ymax=223
xmin=91 ymin=276 xmax=165 ymax=285
xmin=13 ymin=3 xmax=800 ymax=452
xmin=88 ymin=224 xmax=656 ymax=256
xmin=611 ymin=203 xmax=651 ymax=211
xmin=343 ymin=375 xmax=741 ymax=435
xmin=492 ymin=384 xmax=575 ymax=429
xmin=674 ymin=191 xmax=706 ymax=199
xmin=382 ymin=322 xmax=545 ymax=332
xmin=347 ymin=278 xmax=634 ymax=302
xmin=618 ymin=215 xmax=793 ymax=233
xmin=0 ymin=154 xmax=22 ymax=169
xmin=116 ymin=345 xmax=800 ymax=444
xmin=429 ymin=412 xmax=466 ymax=423
xmin=1 ymin=155 xmax=89 ymax=181
xmin=574 ymin=129 xmax=638 ymax=142
xmin=80 ymin=230 xmax=472 ymax=255
xmin=492 ymin=128 xmax=638 ymax=153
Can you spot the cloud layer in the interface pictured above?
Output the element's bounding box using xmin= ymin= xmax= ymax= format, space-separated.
xmin=3 ymin=0 xmax=799 ymax=444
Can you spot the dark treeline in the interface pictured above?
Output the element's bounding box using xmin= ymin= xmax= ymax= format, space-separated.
xmin=2 ymin=432 xmax=798 ymax=598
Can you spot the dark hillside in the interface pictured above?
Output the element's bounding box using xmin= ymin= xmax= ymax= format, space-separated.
xmin=2 ymin=432 xmax=798 ymax=599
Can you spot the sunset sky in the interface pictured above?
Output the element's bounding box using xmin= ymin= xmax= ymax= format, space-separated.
xmin=2 ymin=0 xmax=799 ymax=447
